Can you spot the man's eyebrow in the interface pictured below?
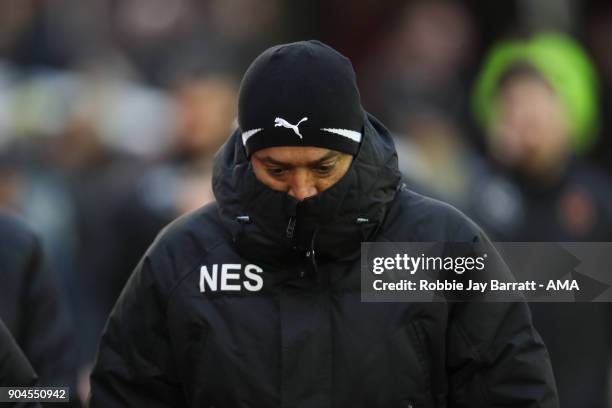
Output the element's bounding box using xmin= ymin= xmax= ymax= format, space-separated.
xmin=260 ymin=156 xmax=291 ymax=166
xmin=260 ymin=151 xmax=340 ymax=167
xmin=309 ymin=151 xmax=340 ymax=165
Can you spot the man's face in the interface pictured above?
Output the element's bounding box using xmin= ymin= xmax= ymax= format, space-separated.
xmin=251 ymin=146 xmax=353 ymax=201
xmin=491 ymin=74 xmax=569 ymax=177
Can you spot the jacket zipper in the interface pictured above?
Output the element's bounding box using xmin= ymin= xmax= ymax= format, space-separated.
xmin=286 ymin=199 xmax=299 ymax=241
xmin=286 ymin=216 xmax=296 ymax=239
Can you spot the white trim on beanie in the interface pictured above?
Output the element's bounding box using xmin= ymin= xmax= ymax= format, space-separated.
xmin=242 ymin=128 xmax=263 ymax=145
xmin=321 ymin=128 xmax=362 ymax=143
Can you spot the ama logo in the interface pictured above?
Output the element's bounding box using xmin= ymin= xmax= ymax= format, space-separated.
xmin=199 ymin=264 xmax=263 ymax=292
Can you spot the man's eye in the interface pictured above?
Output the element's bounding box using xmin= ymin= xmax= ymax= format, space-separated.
xmin=266 ymin=167 xmax=287 ymax=176
xmin=314 ymin=163 xmax=335 ymax=175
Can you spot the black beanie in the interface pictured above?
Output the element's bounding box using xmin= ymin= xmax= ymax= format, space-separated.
xmin=238 ymin=40 xmax=363 ymax=157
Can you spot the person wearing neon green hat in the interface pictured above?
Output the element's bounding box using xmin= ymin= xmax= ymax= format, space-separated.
xmin=468 ymin=32 xmax=612 ymax=239
xmin=473 ymin=32 xmax=600 ymax=155
xmin=468 ymin=32 xmax=612 ymax=408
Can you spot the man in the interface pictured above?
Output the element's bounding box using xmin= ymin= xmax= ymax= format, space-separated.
xmin=0 ymin=211 xmax=78 ymax=406
xmin=0 ymin=212 xmax=77 ymax=391
xmin=91 ymin=41 xmax=558 ymax=407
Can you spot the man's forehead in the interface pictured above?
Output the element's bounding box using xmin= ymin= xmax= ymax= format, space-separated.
xmin=252 ymin=146 xmax=344 ymax=166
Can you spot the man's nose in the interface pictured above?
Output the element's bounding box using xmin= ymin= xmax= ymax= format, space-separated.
xmin=287 ymin=170 xmax=318 ymax=201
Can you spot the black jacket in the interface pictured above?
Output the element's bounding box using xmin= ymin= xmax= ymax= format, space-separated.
xmin=0 ymin=212 xmax=76 ymax=391
xmin=91 ymin=113 xmax=558 ymax=407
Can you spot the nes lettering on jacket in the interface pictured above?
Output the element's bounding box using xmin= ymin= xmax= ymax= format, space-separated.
xmin=199 ymin=264 xmax=264 ymax=292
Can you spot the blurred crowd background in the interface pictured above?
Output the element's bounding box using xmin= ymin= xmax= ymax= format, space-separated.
xmin=0 ymin=0 xmax=611 ymax=406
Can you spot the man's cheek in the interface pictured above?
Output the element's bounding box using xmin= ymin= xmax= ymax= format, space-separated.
xmin=317 ymin=178 xmax=337 ymax=192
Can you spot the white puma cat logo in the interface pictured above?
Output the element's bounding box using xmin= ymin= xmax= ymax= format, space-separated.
xmin=274 ymin=117 xmax=308 ymax=139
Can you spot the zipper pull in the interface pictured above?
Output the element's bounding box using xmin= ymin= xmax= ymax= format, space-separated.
xmin=286 ymin=216 xmax=296 ymax=239
xmin=235 ymin=215 xmax=251 ymax=224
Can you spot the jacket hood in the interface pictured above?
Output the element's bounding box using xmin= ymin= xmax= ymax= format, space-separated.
xmin=212 ymin=111 xmax=401 ymax=267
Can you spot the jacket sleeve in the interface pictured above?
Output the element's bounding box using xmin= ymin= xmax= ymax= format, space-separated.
xmin=447 ymin=300 xmax=558 ymax=407
xmin=89 ymin=255 xmax=187 ymax=407
xmin=445 ymin=214 xmax=559 ymax=407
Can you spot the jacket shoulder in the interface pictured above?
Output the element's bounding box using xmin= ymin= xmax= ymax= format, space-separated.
xmin=381 ymin=188 xmax=485 ymax=242
xmin=152 ymin=202 xmax=227 ymax=254
xmin=137 ymin=202 xmax=229 ymax=291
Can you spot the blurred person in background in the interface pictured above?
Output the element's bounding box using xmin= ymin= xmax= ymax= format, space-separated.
xmin=358 ymin=0 xmax=486 ymax=209
xmin=362 ymin=0 xmax=476 ymax=136
xmin=470 ymin=32 xmax=612 ymax=408
xmin=0 ymin=211 xmax=78 ymax=405
xmin=169 ymin=74 xmax=238 ymax=167
xmin=113 ymin=73 xmax=236 ymax=282
xmin=48 ymin=72 xmax=180 ymax=401
xmin=471 ymin=32 xmax=612 ymax=241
